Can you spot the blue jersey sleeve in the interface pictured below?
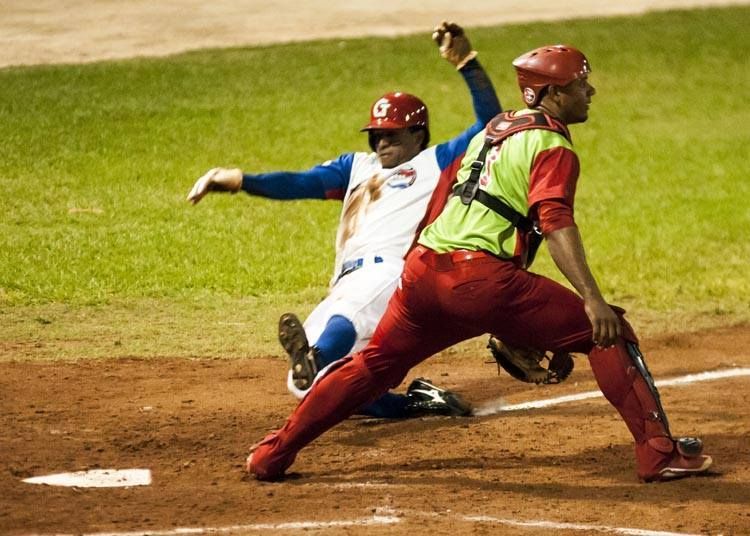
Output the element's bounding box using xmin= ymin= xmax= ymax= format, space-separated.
xmin=435 ymin=58 xmax=502 ymax=170
xmin=241 ymin=153 xmax=354 ymax=200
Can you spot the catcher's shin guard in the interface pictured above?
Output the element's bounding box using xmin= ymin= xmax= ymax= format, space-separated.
xmin=248 ymin=354 xmax=387 ymax=480
xmin=588 ymin=340 xmax=671 ymax=443
xmin=589 ymin=339 xmax=710 ymax=481
xmin=625 ymin=342 xmax=671 ymax=436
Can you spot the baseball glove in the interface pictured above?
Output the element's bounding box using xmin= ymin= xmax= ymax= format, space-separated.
xmin=487 ymin=336 xmax=574 ymax=384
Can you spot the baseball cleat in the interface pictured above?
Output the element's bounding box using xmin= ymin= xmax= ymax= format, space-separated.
xmin=405 ymin=377 xmax=472 ymax=417
xmin=647 ymin=453 xmax=713 ymax=482
xmin=640 ymin=436 xmax=713 ymax=482
xmin=278 ymin=313 xmax=320 ymax=390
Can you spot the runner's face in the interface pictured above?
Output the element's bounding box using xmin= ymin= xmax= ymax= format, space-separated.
xmin=370 ymin=128 xmax=424 ymax=168
xmin=555 ymin=75 xmax=596 ymax=124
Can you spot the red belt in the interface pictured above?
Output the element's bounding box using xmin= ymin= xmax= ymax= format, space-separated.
xmin=413 ymin=245 xmax=499 ymax=270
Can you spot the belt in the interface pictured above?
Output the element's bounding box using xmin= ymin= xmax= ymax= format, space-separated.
xmin=413 ymin=245 xmax=500 ymax=270
xmin=336 ymin=255 xmax=383 ymax=282
xmin=445 ymin=250 xmax=493 ymax=263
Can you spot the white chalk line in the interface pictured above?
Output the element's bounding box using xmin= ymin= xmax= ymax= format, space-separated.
xmin=464 ymin=515 xmax=703 ymax=536
xmin=474 ymin=367 xmax=750 ymax=415
xmin=325 ymin=481 xmax=403 ymax=489
xmin=33 ymin=512 xmax=401 ymax=536
xmin=35 ymin=508 xmax=706 ymax=536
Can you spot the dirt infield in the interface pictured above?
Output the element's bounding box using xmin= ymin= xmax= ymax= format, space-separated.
xmin=2 ymin=324 xmax=750 ymax=535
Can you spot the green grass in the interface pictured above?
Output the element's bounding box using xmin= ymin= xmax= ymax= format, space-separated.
xmin=1 ymin=6 xmax=749 ymax=360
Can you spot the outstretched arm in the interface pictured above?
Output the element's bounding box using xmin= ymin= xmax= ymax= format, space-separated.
xmin=187 ymin=153 xmax=354 ymax=205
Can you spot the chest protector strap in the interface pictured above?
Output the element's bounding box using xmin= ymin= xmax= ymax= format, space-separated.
xmin=452 ymin=111 xmax=569 ymax=267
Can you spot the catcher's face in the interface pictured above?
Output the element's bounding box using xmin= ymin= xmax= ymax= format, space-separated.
xmin=551 ymin=75 xmax=596 ymax=124
xmin=369 ymin=128 xmax=425 ymax=168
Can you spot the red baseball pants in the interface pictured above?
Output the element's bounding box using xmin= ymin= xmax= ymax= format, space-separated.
xmin=250 ymin=246 xmax=672 ymax=479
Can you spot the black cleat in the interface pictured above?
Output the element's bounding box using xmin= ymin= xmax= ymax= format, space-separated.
xmin=405 ymin=378 xmax=472 ymax=417
xmin=278 ymin=313 xmax=320 ymax=390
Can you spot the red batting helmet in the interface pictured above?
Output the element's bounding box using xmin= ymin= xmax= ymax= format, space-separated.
xmin=512 ymin=45 xmax=591 ymax=107
xmin=361 ymin=92 xmax=429 ymax=131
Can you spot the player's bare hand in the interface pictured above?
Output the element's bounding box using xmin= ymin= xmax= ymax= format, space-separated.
xmin=584 ymin=297 xmax=622 ymax=347
xmin=432 ymin=21 xmax=477 ymax=69
xmin=186 ymin=167 xmax=242 ymax=205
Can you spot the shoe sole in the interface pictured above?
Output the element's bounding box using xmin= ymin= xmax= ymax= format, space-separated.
xmin=278 ymin=313 xmax=317 ymax=390
xmin=654 ymin=455 xmax=713 ymax=482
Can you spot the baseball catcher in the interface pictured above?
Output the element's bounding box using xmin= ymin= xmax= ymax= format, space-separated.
xmin=247 ymin=42 xmax=712 ymax=484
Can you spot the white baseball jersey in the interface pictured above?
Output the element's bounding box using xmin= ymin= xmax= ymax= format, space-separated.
xmin=331 ymin=147 xmax=443 ymax=285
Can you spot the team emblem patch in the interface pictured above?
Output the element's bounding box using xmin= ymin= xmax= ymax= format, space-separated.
xmin=523 ymin=87 xmax=536 ymax=104
xmin=387 ymin=165 xmax=417 ymax=189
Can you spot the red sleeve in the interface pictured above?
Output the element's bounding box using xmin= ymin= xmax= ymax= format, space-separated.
xmin=528 ymin=146 xmax=579 ymax=208
xmin=535 ymin=199 xmax=576 ymax=234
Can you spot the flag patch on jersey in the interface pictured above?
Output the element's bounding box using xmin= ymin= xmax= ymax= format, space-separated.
xmin=387 ymin=166 xmax=417 ymax=189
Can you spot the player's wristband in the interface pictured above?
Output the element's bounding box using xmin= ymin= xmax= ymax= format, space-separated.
xmin=456 ymin=51 xmax=478 ymax=70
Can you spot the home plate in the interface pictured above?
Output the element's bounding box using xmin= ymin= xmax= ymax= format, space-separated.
xmin=23 ymin=468 xmax=152 ymax=488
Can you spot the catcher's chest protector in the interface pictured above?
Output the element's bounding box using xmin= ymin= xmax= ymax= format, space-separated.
xmin=484 ymin=110 xmax=570 ymax=145
xmin=453 ymin=110 xmax=570 ymax=268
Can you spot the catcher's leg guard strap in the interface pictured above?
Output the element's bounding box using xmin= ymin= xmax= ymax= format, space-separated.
xmin=588 ymin=340 xmax=670 ymax=444
xmin=625 ymin=342 xmax=671 ymax=436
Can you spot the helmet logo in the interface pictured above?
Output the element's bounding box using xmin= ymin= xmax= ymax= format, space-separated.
xmin=372 ymin=98 xmax=392 ymax=118
xmin=523 ymin=87 xmax=536 ymax=105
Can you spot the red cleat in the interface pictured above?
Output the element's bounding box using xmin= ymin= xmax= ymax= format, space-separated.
xmin=638 ymin=436 xmax=713 ymax=482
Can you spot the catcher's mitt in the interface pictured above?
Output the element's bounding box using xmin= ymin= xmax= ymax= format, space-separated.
xmin=487 ymin=336 xmax=574 ymax=384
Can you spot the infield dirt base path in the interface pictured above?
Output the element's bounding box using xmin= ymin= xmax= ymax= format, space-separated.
xmin=2 ymin=324 xmax=750 ymax=535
